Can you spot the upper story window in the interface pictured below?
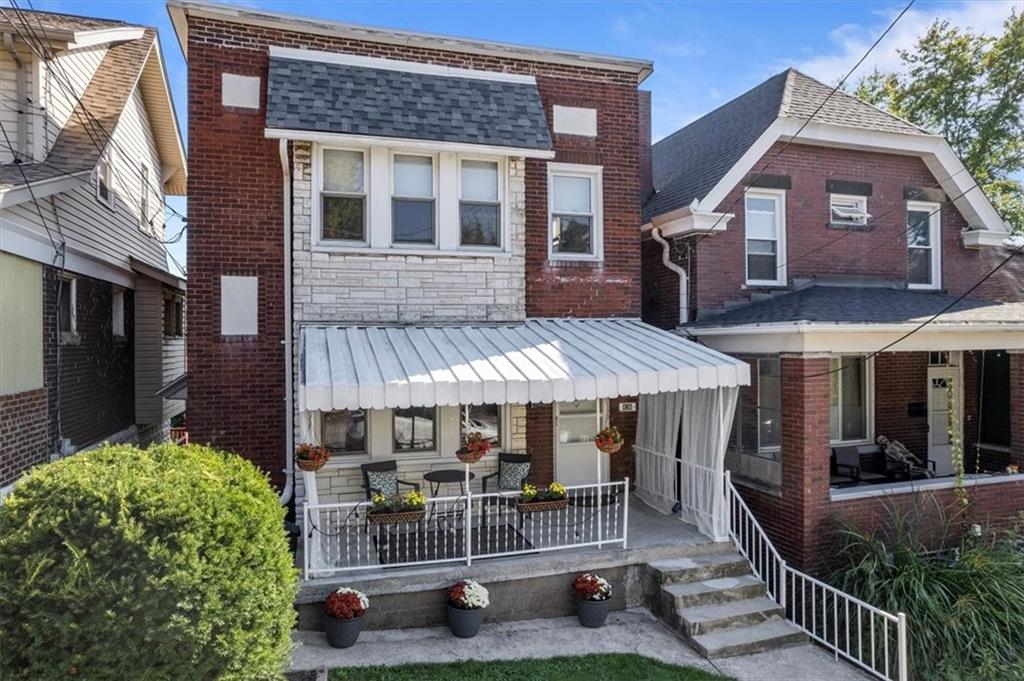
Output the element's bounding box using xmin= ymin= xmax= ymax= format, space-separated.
xmin=139 ymin=163 xmax=150 ymax=231
xmin=163 ymin=296 xmax=184 ymax=337
xmin=907 ymin=201 xmax=941 ymax=289
xmin=392 ymin=154 xmax=436 ymax=245
xmin=745 ymin=189 xmax=786 ymax=286
xmin=548 ymin=163 xmax=603 ymax=261
xmin=321 ymin=149 xmax=366 ymax=243
xmin=96 ymin=150 xmax=115 ymax=208
xmin=829 ymin=194 xmax=869 ymax=228
xmin=460 ymin=160 xmax=501 ymax=248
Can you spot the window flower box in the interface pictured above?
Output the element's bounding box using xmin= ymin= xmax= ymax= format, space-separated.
xmin=367 ymin=490 xmax=426 ymax=525
xmin=516 ymin=482 xmax=568 ymax=513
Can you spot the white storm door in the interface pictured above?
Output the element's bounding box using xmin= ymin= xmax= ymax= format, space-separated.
xmin=927 ymin=362 xmax=958 ymax=477
xmin=554 ymin=400 xmax=608 ymax=486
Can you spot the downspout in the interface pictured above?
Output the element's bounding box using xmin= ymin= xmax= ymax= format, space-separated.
xmin=3 ymin=34 xmax=28 ymax=159
xmin=650 ymin=226 xmax=688 ymax=325
xmin=278 ymin=138 xmax=294 ymax=505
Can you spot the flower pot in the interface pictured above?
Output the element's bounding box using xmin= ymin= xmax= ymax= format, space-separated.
xmin=447 ymin=603 xmax=486 ymax=638
xmin=297 ymin=458 xmax=326 ymax=473
xmin=576 ymin=597 xmax=610 ymax=628
xmin=324 ymin=614 xmax=364 ymax=648
xmin=456 ymin=448 xmax=486 ymax=464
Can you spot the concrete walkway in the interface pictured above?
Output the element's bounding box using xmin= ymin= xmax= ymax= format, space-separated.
xmin=290 ymin=609 xmax=869 ymax=681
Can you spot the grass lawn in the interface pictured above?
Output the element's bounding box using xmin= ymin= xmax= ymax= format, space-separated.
xmin=329 ymin=654 xmax=734 ymax=681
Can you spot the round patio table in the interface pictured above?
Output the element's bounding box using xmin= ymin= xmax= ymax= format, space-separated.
xmin=424 ymin=468 xmax=476 ymax=496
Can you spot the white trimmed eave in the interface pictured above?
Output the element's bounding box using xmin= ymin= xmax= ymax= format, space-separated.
xmin=642 ymin=203 xmax=735 ymax=237
xmin=0 ymin=171 xmax=91 ymax=208
xmin=139 ymin=37 xmax=188 ymax=196
xmin=264 ymin=128 xmax=556 ymax=159
xmin=686 ymin=321 xmax=1024 ymax=354
xmin=69 ymin=27 xmax=147 ymax=50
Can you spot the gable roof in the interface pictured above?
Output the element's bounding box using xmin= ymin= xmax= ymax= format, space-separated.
xmin=644 ymin=69 xmax=929 ymax=222
xmin=266 ymin=54 xmax=552 ymax=152
xmin=0 ymin=13 xmax=186 ymax=202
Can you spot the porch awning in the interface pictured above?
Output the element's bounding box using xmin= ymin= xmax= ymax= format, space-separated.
xmin=299 ymin=318 xmax=750 ymax=411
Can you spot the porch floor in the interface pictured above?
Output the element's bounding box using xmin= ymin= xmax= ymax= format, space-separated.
xmin=298 ymin=496 xmax=719 ymax=603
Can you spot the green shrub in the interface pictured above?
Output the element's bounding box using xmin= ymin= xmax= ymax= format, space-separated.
xmin=0 ymin=443 xmax=298 ymax=681
xmin=832 ymin=495 xmax=1024 ymax=681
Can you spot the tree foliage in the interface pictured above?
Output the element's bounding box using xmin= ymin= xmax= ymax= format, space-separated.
xmin=0 ymin=443 xmax=298 ymax=681
xmin=855 ymin=11 xmax=1024 ymax=232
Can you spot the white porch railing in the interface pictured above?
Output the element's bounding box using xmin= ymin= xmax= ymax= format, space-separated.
xmin=303 ymin=480 xmax=628 ymax=579
xmin=724 ymin=472 xmax=909 ymax=681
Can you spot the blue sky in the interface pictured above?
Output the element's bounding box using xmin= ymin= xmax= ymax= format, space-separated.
xmin=25 ymin=0 xmax=1023 ymax=274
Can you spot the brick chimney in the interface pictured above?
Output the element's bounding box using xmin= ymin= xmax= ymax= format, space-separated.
xmin=638 ymin=89 xmax=653 ymax=204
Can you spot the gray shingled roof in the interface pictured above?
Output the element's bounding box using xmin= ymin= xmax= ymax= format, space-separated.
xmin=690 ymin=286 xmax=1023 ymax=327
xmin=266 ymin=57 xmax=553 ymax=151
xmin=644 ymin=69 xmax=928 ymax=222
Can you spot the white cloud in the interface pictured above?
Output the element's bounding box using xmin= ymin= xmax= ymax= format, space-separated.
xmin=795 ymin=1 xmax=1019 ymax=84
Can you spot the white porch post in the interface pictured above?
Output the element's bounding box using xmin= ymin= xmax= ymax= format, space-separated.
xmin=301 ymin=469 xmax=322 ymax=575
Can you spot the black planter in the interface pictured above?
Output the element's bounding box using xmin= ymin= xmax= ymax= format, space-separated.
xmin=447 ymin=603 xmax=486 ymax=638
xmin=576 ymin=597 xmax=610 ymax=628
xmin=324 ymin=614 xmax=364 ymax=648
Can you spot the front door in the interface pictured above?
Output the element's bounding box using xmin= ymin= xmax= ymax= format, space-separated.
xmin=555 ymin=400 xmax=608 ymax=486
xmin=927 ymin=356 xmax=959 ymax=477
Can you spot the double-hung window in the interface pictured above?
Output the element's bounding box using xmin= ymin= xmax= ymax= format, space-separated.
xmin=460 ymin=404 xmax=501 ymax=445
xmin=321 ymin=149 xmax=367 ymax=243
xmin=393 ymin=406 xmax=437 ymax=452
xmin=459 ymin=160 xmax=500 ymax=248
xmin=548 ymin=163 xmax=602 ymax=260
xmin=757 ymin=358 xmax=781 ymax=453
xmin=907 ymin=201 xmax=941 ymax=289
xmin=829 ymin=356 xmax=871 ymax=443
xmin=745 ymin=189 xmax=785 ymax=285
xmin=96 ymin=150 xmax=114 ymax=208
xmin=139 ymin=163 xmax=150 ymax=231
xmin=322 ymin=409 xmax=367 ymax=456
xmin=392 ymin=154 xmax=436 ymax=245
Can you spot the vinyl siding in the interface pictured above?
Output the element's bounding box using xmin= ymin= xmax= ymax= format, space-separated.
xmin=41 ymin=44 xmax=107 ymax=157
xmin=162 ymin=332 xmax=185 ymax=421
xmin=133 ymin=275 xmax=163 ymax=424
xmin=0 ymin=45 xmax=37 ymax=163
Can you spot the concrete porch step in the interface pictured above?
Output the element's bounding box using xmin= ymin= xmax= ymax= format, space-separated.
xmin=663 ymin=574 xmax=767 ymax=609
xmin=649 ymin=552 xmax=751 ymax=585
xmin=690 ymin=618 xmax=807 ymax=659
xmin=676 ymin=596 xmax=784 ymax=636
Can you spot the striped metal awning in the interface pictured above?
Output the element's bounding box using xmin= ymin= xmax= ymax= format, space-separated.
xmin=299 ymin=318 xmax=750 ymax=411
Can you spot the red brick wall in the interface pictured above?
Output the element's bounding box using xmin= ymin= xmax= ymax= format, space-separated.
xmin=0 ymin=389 xmax=48 ymax=486
xmin=640 ymin=235 xmax=683 ymax=329
xmin=526 ymin=403 xmax=554 ymax=485
xmin=874 ymin=352 xmax=928 ymax=456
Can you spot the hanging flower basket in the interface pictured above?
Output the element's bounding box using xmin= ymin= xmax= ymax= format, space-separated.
xmin=295 ymin=443 xmax=330 ymax=472
xmin=594 ymin=426 xmax=624 ymax=455
xmin=456 ymin=432 xmax=491 ymax=464
xmin=516 ymin=482 xmax=568 ymax=513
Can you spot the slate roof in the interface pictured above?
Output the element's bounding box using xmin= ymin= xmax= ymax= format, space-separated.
xmin=265 ymin=57 xmax=553 ymax=151
xmin=689 ymin=285 xmax=1024 ymax=328
xmin=0 ymin=29 xmax=155 ymax=191
xmin=644 ymin=69 xmax=929 ymax=222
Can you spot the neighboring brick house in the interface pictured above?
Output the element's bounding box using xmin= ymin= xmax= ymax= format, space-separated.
xmin=0 ymin=10 xmax=187 ymax=490
xmin=168 ymin=0 xmax=747 ymax=531
xmin=641 ymin=68 xmax=1024 ymax=571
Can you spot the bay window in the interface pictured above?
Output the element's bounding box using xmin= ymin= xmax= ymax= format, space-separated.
xmin=320 ymin=149 xmax=366 ymax=242
xmin=393 ymin=406 xmax=436 ymax=452
xmin=460 ymin=404 xmax=501 ymax=445
xmin=548 ymin=163 xmax=602 ymax=260
xmin=745 ymin=189 xmax=786 ymax=286
xmin=459 ymin=160 xmax=501 ymax=247
xmin=322 ymin=409 xmax=367 ymax=455
xmin=830 ymin=356 xmax=871 ymax=443
xmin=392 ymin=154 xmax=436 ymax=245
xmin=907 ymin=201 xmax=940 ymax=289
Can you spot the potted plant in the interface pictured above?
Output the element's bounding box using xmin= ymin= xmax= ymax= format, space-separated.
xmin=594 ymin=426 xmax=623 ymax=455
xmin=572 ymin=573 xmax=612 ymax=628
xmin=367 ymin=490 xmax=427 ymax=525
xmin=295 ymin=442 xmax=330 ymax=472
xmin=516 ymin=482 xmax=568 ymax=513
xmin=323 ymin=587 xmax=368 ymax=648
xmin=456 ymin=431 xmax=491 ymax=464
xmin=446 ymin=579 xmax=489 ymax=638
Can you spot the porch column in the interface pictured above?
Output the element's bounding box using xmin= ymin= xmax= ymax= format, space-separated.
xmin=526 ymin=403 xmax=554 ymax=485
xmin=1011 ymin=351 xmax=1024 ymax=469
xmin=778 ymin=353 xmax=832 ymax=570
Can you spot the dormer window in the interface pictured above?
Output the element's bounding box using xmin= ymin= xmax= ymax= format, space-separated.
xmin=830 ymin=194 xmax=870 ymax=227
xmin=96 ymin=150 xmax=115 ymax=208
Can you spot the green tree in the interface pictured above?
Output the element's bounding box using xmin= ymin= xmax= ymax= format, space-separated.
xmin=855 ymin=11 xmax=1024 ymax=232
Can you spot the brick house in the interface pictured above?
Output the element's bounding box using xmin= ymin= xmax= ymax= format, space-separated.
xmin=0 ymin=10 xmax=187 ymax=491
xmin=641 ymin=68 xmax=1024 ymax=572
xmin=168 ymin=0 xmax=748 ymax=566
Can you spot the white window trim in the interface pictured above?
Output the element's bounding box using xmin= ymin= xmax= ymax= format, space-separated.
xmin=390 ymin=150 xmax=439 ymax=248
xmin=457 ymin=156 xmax=505 ymax=252
xmin=907 ymin=200 xmax=942 ymax=290
xmin=829 ymin=193 xmax=870 ymax=227
xmin=112 ymin=287 xmax=125 ymax=337
xmin=756 ymin=357 xmax=781 ymax=456
xmin=829 ymin=355 xmax=875 ymax=446
xmin=312 ymin=145 xmax=369 ymax=246
xmin=60 ymin=276 xmax=77 ymax=335
xmin=547 ymin=162 xmax=604 ymax=263
xmin=96 ymin=150 xmax=115 ymax=209
xmin=744 ymin=188 xmax=787 ymax=286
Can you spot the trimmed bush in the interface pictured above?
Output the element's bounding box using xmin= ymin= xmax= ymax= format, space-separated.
xmin=0 ymin=443 xmax=298 ymax=681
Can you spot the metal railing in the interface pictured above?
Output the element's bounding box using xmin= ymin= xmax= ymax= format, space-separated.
xmin=303 ymin=480 xmax=628 ymax=579
xmin=724 ymin=472 xmax=909 ymax=681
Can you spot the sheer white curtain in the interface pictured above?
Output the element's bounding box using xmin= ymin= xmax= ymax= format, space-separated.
xmin=635 ymin=392 xmax=683 ymax=514
xmin=678 ymin=386 xmax=739 ymax=541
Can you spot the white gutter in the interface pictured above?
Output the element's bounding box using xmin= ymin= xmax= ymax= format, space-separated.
xmin=278 ymin=139 xmax=294 ymax=505
xmin=650 ymin=226 xmax=688 ymax=324
xmin=263 ymin=128 xmax=556 ymax=160
xmin=688 ymin=321 xmax=1024 ymax=336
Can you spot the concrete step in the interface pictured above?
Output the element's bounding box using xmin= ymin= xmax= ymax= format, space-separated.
xmin=663 ymin=574 xmax=767 ymax=609
xmin=648 ymin=552 xmax=751 ymax=585
xmin=676 ymin=596 xmax=784 ymax=636
xmin=690 ymin=618 xmax=807 ymax=659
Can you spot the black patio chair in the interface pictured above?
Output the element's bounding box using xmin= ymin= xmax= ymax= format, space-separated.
xmin=481 ymin=453 xmax=532 ymax=529
xmin=360 ymin=460 xmax=420 ymax=500
xmin=833 ymin=445 xmax=889 ymax=485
